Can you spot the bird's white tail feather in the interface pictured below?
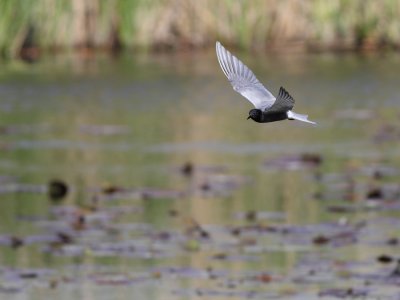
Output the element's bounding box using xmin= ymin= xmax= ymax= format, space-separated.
xmin=287 ymin=111 xmax=316 ymax=125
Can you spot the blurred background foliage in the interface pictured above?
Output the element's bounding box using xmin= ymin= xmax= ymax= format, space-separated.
xmin=1 ymin=0 xmax=400 ymax=60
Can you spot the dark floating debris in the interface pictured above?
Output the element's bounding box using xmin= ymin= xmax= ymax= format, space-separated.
xmin=318 ymin=287 xmax=369 ymax=298
xmin=254 ymin=273 xmax=273 ymax=283
xmin=264 ymin=152 xmax=322 ymax=171
xmin=327 ymin=200 xmax=400 ymax=214
xmin=312 ymin=235 xmax=330 ymax=245
xmin=0 ymin=267 xmax=55 ymax=293
xmin=231 ymin=228 xmax=241 ymax=236
xmin=168 ymin=209 xmax=179 ymax=217
xmin=366 ymin=186 xmax=384 ymax=200
xmin=185 ymin=219 xmax=211 ymax=240
xmin=181 ymin=161 xmax=194 ymax=177
xmin=56 ymin=232 xmax=74 ymax=245
xmin=199 ymin=182 xmax=211 ymax=191
xmin=301 ymin=153 xmax=323 ymax=166
xmin=94 ymin=186 xmax=184 ymax=201
xmin=359 ymin=164 xmax=400 ymax=178
xmin=387 ymin=237 xmax=399 ymax=246
xmin=391 ymin=259 xmax=400 ymax=277
xmin=196 ymin=174 xmax=251 ymax=197
xmin=10 ymin=236 xmax=24 ymax=249
xmin=376 ymin=254 xmax=394 ymax=264
xmin=245 ymin=210 xmax=257 ymax=222
xmin=101 ymin=185 xmax=124 ymax=195
xmin=326 ymin=205 xmax=357 ymax=213
xmin=373 ymin=170 xmax=383 ymax=180
xmin=48 ymin=179 xmax=69 ymax=202
xmin=235 ymin=210 xmax=285 ymax=222
xmin=212 ymin=253 xmax=228 ymax=260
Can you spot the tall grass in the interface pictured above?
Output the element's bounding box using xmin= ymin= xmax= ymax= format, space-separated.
xmin=0 ymin=0 xmax=35 ymax=58
xmin=1 ymin=0 xmax=400 ymax=59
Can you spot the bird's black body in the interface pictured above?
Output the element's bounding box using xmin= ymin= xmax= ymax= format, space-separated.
xmin=216 ymin=41 xmax=316 ymax=125
xmin=247 ymin=109 xmax=288 ymax=123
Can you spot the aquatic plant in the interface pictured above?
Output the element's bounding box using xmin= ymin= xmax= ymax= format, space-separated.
xmin=1 ymin=0 xmax=400 ymax=59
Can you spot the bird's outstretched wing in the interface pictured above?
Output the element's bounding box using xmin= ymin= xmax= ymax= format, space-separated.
xmin=216 ymin=41 xmax=276 ymax=111
xmin=267 ymin=87 xmax=295 ymax=113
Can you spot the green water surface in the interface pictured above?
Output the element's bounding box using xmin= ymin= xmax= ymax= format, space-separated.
xmin=0 ymin=51 xmax=400 ymax=299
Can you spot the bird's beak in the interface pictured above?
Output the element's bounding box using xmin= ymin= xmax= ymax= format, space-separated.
xmin=247 ymin=116 xmax=251 ymax=120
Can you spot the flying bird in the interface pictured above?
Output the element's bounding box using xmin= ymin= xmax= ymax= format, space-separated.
xmin=216 ymin=42 xmax=315 ymax=124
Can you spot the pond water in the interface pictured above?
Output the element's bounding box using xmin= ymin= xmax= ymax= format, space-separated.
xmin=0 ymin=50 xmax=400 ymax=299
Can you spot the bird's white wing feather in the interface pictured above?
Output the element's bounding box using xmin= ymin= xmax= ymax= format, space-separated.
xmin=216 ymin=41 xmax=275 ymax=110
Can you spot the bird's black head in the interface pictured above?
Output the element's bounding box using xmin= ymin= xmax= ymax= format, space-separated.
xmin=247 ymin=109 xmax=262 ymax=122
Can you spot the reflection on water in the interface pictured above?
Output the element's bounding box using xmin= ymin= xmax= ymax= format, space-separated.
xmin=0 ymin=51 xmax=400 ymax=299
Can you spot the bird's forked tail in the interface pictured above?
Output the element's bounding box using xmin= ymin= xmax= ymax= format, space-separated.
xmin=287 ymin=111 xmax=316 ymax=125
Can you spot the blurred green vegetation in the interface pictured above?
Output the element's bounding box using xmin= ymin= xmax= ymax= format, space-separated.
xmin=1 ymin=0 xmax=400 ymax=59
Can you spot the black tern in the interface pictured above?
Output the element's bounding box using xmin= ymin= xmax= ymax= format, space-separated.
xmin=216 ymin=42 xmax=315 ymax=124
